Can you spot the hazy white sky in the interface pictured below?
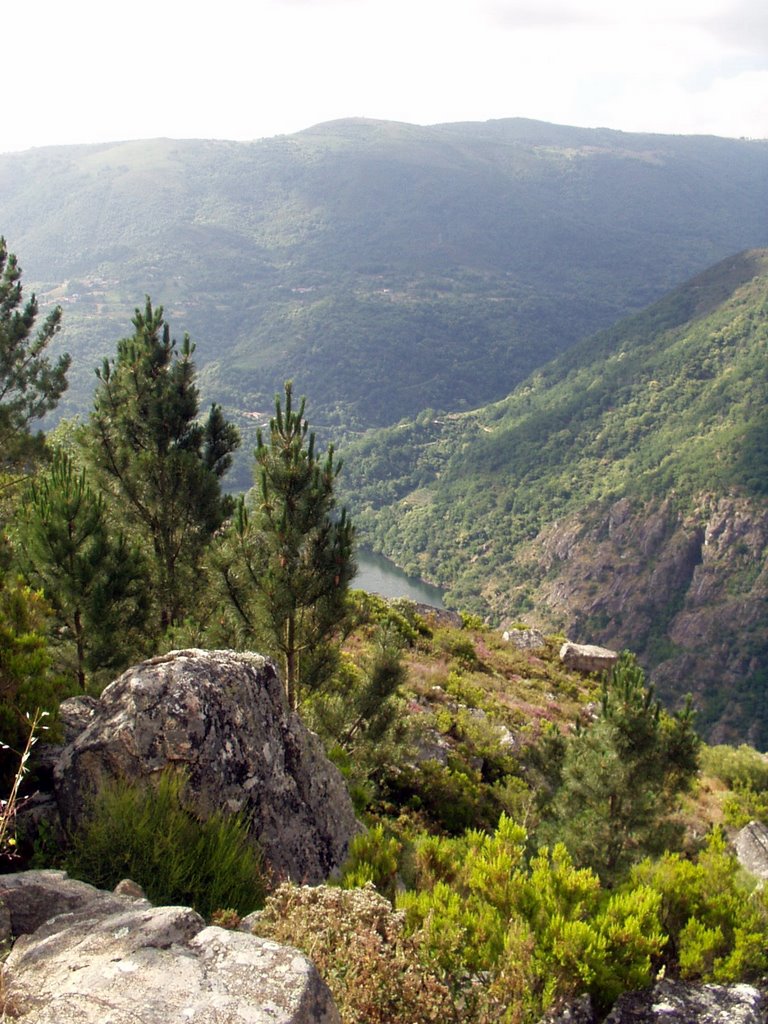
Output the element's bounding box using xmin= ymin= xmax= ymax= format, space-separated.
xmin=4 ymin=0 xmax=768 ymax=153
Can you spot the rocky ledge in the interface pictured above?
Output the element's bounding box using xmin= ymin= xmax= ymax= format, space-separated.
xmin=0 ymin=870 xmax=340 ymax=1023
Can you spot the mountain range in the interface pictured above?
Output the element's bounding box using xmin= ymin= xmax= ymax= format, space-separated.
xmin=2 ymin=117 xmax=768 ymax=437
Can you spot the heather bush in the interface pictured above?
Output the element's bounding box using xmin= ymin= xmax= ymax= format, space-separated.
xmin=250 ymin=882 xmax=453 ymax=1024
xmin=722 ymin=785 xmax=768 ymax=828
xmin=701 ymin=741 xmax=768 ymax=827
xmin=700 ymin=743 xmax=768 ymax=792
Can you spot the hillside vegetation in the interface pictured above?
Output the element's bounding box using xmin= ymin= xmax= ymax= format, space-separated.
xmin=2 ymin=119 xmax=768 ymax=453
xmin=2 ymin=234 xmax=768 ymax=1023
xmin=342 ymin=250 xmax=768 ymax=744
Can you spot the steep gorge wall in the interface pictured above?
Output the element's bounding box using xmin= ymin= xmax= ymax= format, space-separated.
xmin=514 ymin=495 xmax=768 ymax=744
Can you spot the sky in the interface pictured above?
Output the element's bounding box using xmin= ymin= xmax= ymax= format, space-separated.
xmin=4 ymin=0 xmax=768 ymax=153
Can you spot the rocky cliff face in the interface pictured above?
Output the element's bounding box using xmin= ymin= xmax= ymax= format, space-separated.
xmin=513 ymin=494 xmax=768 ymax=744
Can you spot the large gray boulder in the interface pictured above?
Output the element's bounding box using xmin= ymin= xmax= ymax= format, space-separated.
xmin=0 ymin=868 xmax=142 ymax=942
xmin=53 ymin=649 xmax=360 ymax=883
xmin=2 ymin=870 xmax=340 ymax=1024
xmin=559 ymin=641 xmax=619 ymax=674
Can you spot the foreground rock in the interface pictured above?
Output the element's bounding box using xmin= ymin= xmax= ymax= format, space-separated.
xmin=543 ymin=980 xmax=766 ymax=1024
xmin=559 ymin=641 xmax=619 ymax=674
xmin=53 ymin=649 xmax=360 ymax=883
xmin=0 ymin=869 xmax=139 ymax=941
xmin=604 ymin=979 xmax=766 ymax=1023
xmin=2 ymin=870 xmax=340 ymax=1024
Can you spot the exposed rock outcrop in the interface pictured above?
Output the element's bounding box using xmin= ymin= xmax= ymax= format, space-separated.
xmin=544 ymin=981 xmax=766 ymax=1024
xmin=559 ymin=641 xmax=619 ymax=674
xmin=1 ymin=870 xmax=340 ymax=1024
xmin=411 ymin=603 xmax=463 ymax=628
xmin=515 ymin=494 xmax=768 ymax=744
xmin=503 ymin=627 xmax=547 ymax=650
xmin=734 ymin=820 xmax=768 ymax=880
xmin=52 ymin=649 xmax=360 ymax=883
xmin=603 ymin=979 xmax=766 ymax=1023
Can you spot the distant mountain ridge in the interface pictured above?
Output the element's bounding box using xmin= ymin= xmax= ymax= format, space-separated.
xmin=1 ymin=117 xmax=768 ymax=441
xmin=342 ymin=250 xmax=768 ymax=744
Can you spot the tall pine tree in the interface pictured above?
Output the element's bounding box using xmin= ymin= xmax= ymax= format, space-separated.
xmin=216 ymin=382 xmax=355 ymax=708
xmin=85 ymin=299 xmax=239 ymax=631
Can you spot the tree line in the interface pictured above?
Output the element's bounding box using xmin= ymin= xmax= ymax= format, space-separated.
xmin=0 ymin=239 xmax=355 ymax=777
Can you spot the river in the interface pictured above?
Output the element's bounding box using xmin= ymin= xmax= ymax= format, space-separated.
xmin=354 ymin=548 xmax=445 ymax=609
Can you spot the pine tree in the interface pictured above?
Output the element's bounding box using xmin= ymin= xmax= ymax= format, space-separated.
xmin=17 ymin=450 xmax=149 ymax=691
xmin=0 ymin=238 xmax=69 ymax=478
xmin=216 ymin=382 xmax=355 ymax=708
xmin=85 ymin=299 xmax=239 ymax=631
xmin=543 ymin=652 xmax=700 ymax=882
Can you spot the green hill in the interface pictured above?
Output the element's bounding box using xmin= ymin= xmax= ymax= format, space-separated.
xmin=2 ymin=119 xmax=768 ymax=445
xmin=342 ymin=250 xmax=768 ymax=745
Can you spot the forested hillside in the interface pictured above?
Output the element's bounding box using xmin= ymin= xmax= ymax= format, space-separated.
xmin=2 ymin=229 xmax=768 ymax=1024
xmin=342 ymin=250 xmax=768 ymax=744
xmin=2 ymin=118 xmax=768 ymax=449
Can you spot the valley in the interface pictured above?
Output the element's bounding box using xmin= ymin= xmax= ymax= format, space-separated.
xmin=1 ymin=117 xmax=767 ymax=741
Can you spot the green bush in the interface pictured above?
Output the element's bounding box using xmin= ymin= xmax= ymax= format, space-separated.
xmin=341 ymin=823 xmax=402 ymax=901
xmin=65 ymin=770 xmax=266 ymax=918
xmin=394 ymin=758 xmax=503 ymax=834
xmin=700 ymin=744 xmax=768 ymax=827
xmin=399 ymin=815 xmax=665 ymax=1020
xmin=722 ymin=785 xmax=768 ymax=828
xmin=349 ymin=590 xmax=421 ymax=645
xmin=630 ymin=828 xmax=768 ymax=982
xmin=700 ymin=744 xmax=768 ymax=792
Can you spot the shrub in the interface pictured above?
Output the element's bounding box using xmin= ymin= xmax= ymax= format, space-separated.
xmin=341 ymin=823 xmax=402 ymax=901
xmin=250 ymin=882 xmax=453 ymax=1024
xmin=460 ymin=612 xmax=486 ymax=631
xmin=442 ymin=633 xmax=481 ymax=671
xmin=700 ymin=744 xmax=768 ymax=792
xmin=65 ymin=770 xmax=266 ymax=918
xmin=630 ymin=828 xmax=768 ymax=982
xmin=722 ymin=785 xmax=768 ymax=828
xmin=399 ymin=816 xmax=665 ymax=1020
xmin=350 ymin=590 xmax=421 ymax=645
xmin=396 ymin=758 xmax=503 ymax=834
